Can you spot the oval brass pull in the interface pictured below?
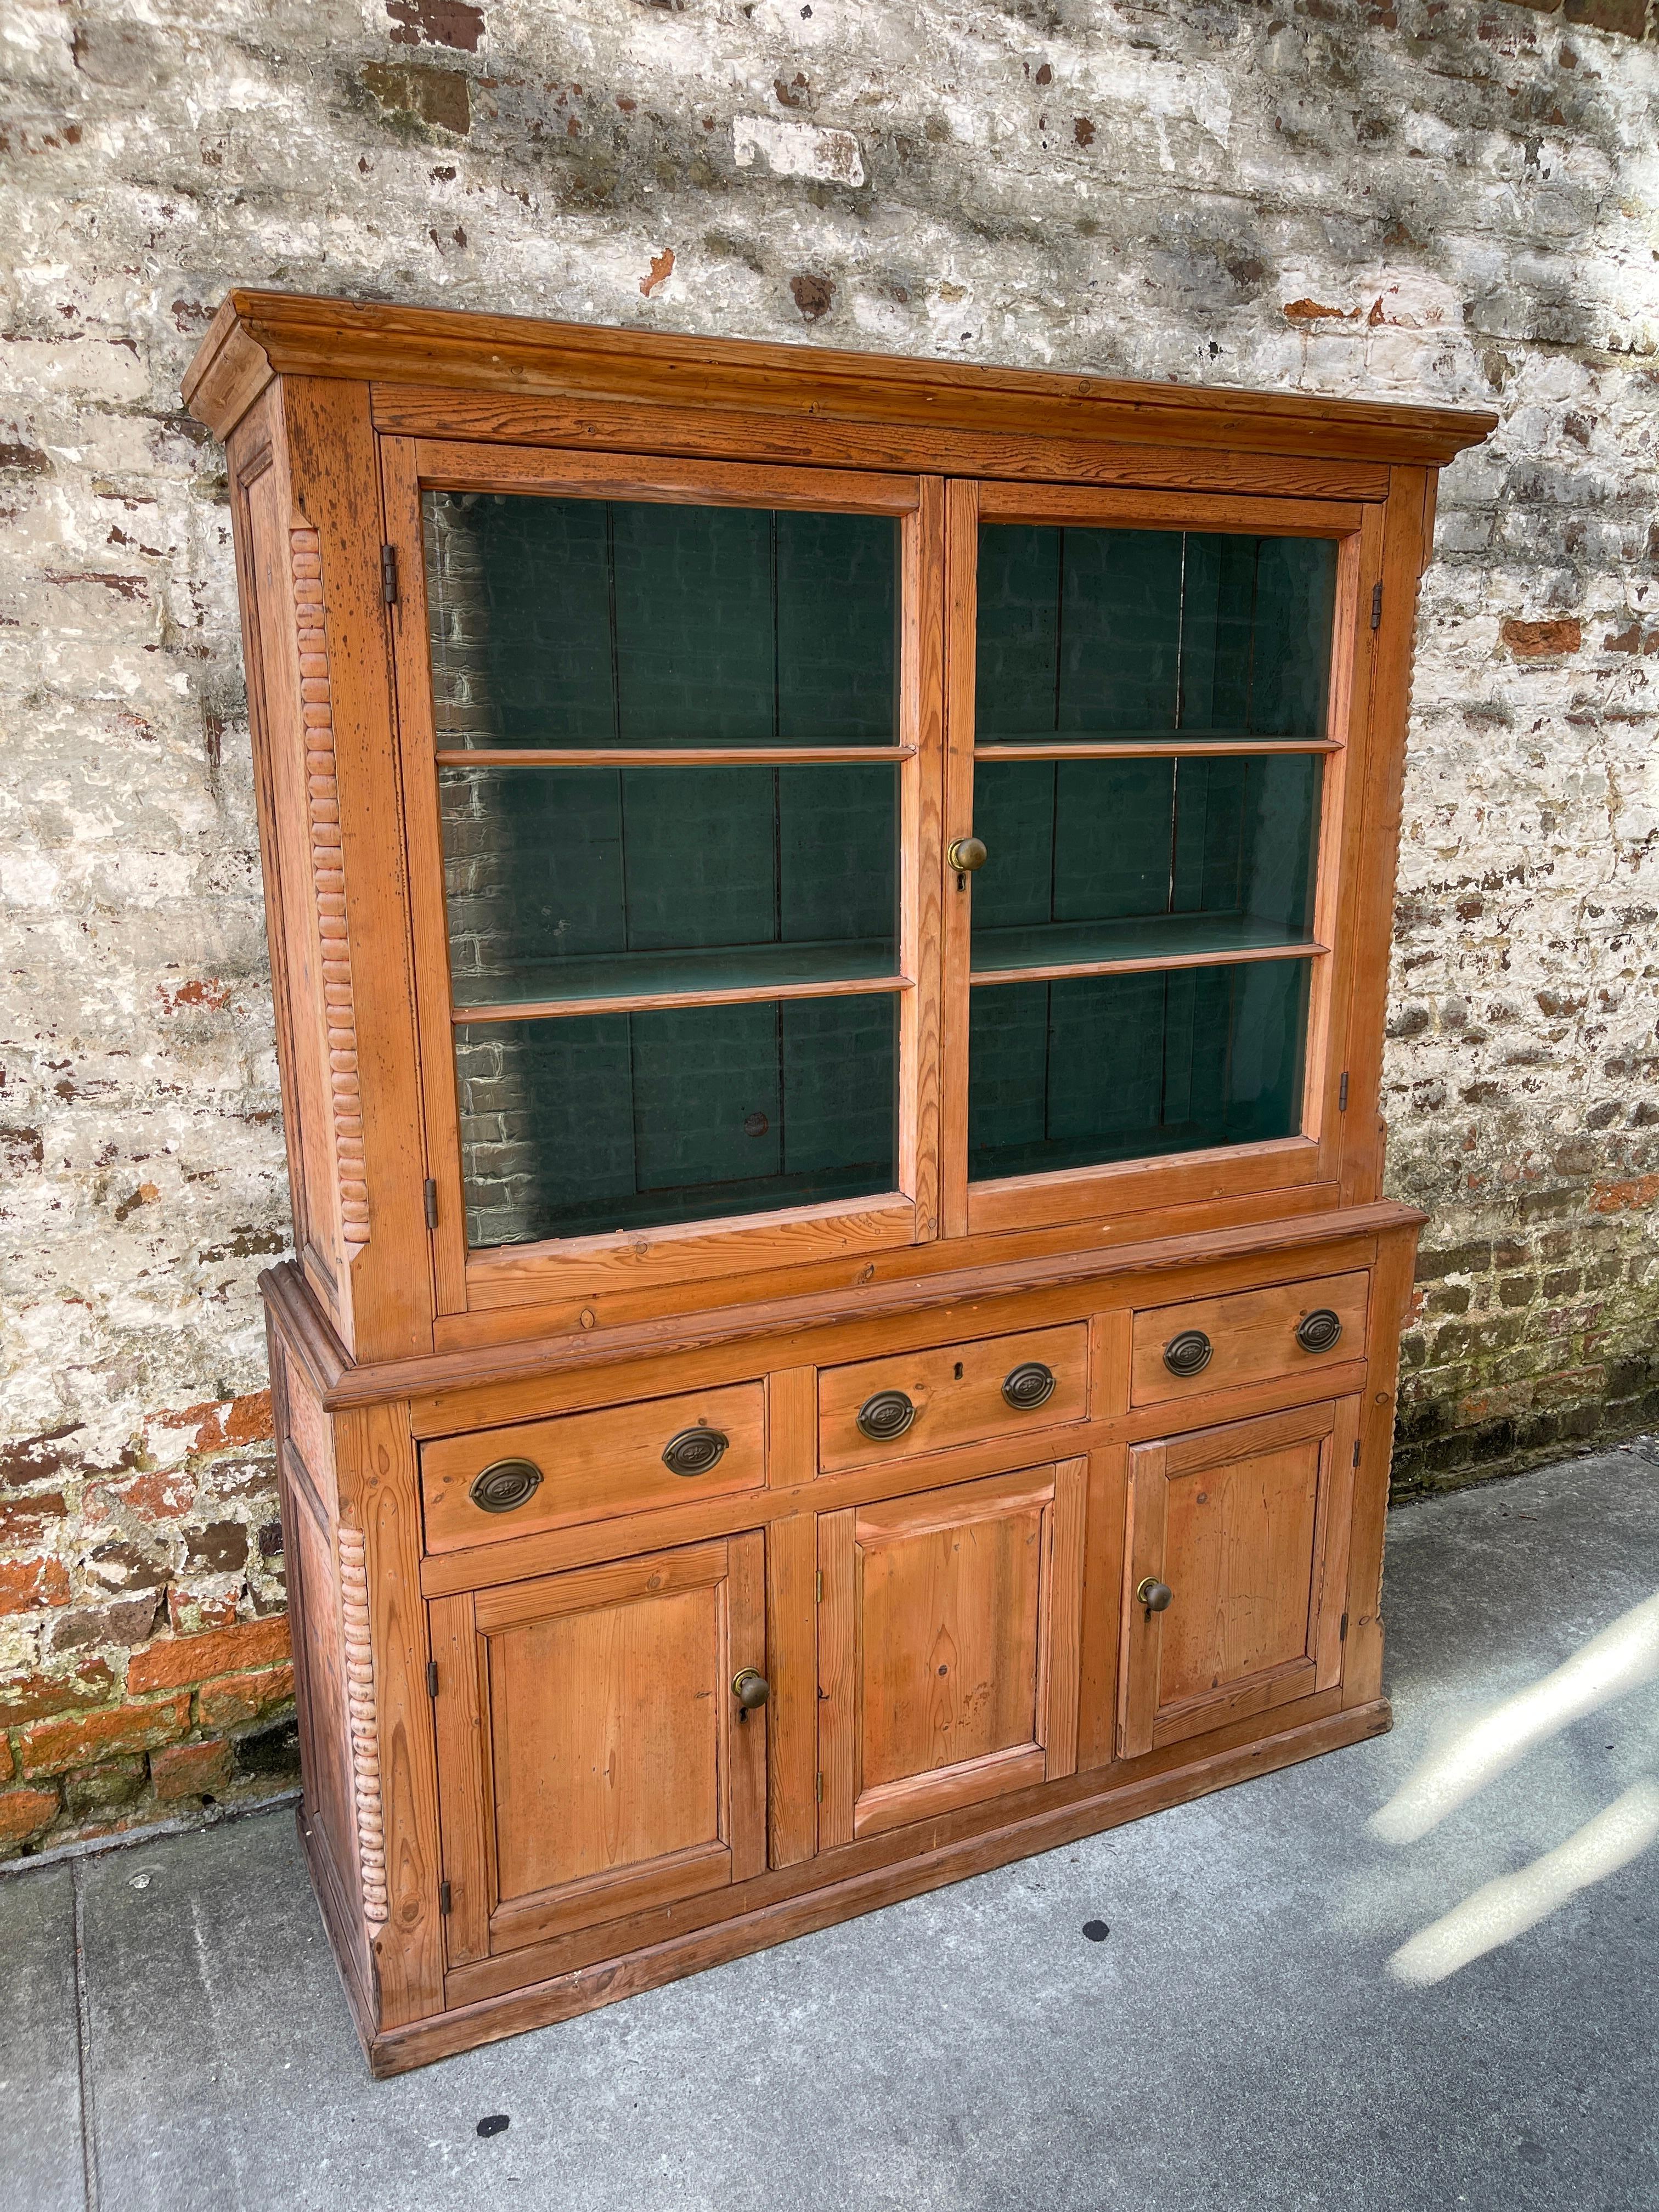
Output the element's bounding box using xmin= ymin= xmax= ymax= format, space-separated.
xmin=1002 ymin=1361 xmax=1057 ymax=1412
xmin=469 ymin=1458 xmax=544 ymax=1514
xmin=1137 ymin=1577 xmax=1173 ymax=1613
xmin=662 ymin=1426 xmax=729 ymax=1477
xmin=1295 ymin=1308 xmax=1342 ymax=1354
xmin=947 ymin=836 xmax=988 ymax=874
xmin=856 ymin=1388 xmax=917 ymax=1442
xmin=1163 ymin=1329 xmax=1212 ymax=1379
xmin=731 ymin=1668 xmax=770 ymax=1714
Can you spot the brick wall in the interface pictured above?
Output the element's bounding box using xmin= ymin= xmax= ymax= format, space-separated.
xmin=2 ymin=0 xmax=1657 ymax=1857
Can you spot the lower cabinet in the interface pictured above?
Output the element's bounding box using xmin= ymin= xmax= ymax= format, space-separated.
xmin=817 ymin=1462 xmax=1088 ymax=1844
xmin=1118 ymin=1398 xmax=1357 ymax=1758
xmin=429 ymin=1534 xmax=768 ymax=1966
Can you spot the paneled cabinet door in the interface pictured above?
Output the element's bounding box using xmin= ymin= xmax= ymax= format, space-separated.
xmin=428 ymin=1534 xmax=767 ymax=1967
xmin=818 ymin=1461 xmax=1087 ymax=1846
xmin=1118 ymin=1398 xmax=1357 ymax=1759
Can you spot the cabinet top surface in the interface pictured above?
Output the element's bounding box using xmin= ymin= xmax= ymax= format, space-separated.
xmin=183 ymin=286 xmax=1497 ymax=465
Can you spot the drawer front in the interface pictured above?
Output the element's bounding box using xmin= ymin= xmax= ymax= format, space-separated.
xmin=1130 ymin=1271 xmax=1369 ymax=1409
xmin=420 ymin=1383 xmax=765 ymax=1555
xmin=819 ymin=1324 xmax=1088 ymax=1474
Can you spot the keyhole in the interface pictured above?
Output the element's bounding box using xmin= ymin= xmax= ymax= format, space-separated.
xmin=953 ymin=1362 xmax=963 ymax=1380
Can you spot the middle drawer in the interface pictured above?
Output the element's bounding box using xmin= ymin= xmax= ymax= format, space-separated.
xmin=819 ymin=1323 xmax=1089 ymax=1474
xmin=420 ymin=1382 xmax=766 ymax=1554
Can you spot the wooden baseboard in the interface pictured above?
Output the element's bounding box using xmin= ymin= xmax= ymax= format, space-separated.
xmin=362 ymin=1696 xmax=1390 ymax=2078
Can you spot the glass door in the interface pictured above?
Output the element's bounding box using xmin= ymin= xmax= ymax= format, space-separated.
xmin=944 ymin=482 xmax=1367 ymax=1238
xmin=386 ymin=445 xmax=942 ymax=1312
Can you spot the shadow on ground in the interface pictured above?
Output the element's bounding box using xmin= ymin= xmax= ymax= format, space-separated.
xmin=8 ymin=1444 xmax=1659 ymax=2212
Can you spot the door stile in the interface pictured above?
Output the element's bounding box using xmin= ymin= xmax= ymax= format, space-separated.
xmin=1118 ymin=1442 xmax=1170 ymax=1760
xmin=429 ymin=1590 xmax=490 ymax=1965
xmin=816 ymin=1508 xmax=858 ymax=1849
xmin=1313 ymin=1398 xmax=1360 ymax=1690
xmin=1044 ymin=1457 xmax=1088 ymax=1780
xmin=900 ymin=479 xmax=947 ymax=1242
xmin=726 ymin=1529 xmax=769 ymax=1882
xmin=940 ymin=479 xmax=980 ymax=1239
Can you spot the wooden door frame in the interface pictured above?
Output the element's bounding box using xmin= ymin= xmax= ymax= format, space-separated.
xmin=380 ymin=437 xmax=947 ymax=1321
xmin=1117 ymin=1396 xmax=1358 ymax=1758
xmin=943 ymin=478 xmax=1384 ymax=1243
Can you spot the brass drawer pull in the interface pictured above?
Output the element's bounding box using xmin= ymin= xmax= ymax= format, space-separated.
xmin=662 ymin=1426 xmax=729 ymax=1477
xmin=1295 ymin=1308 xmax=1342 ymax=1354
xmin=1163 ymin=1329 xmax=1212 ymax=1378
xmin=469 ymin=1458 xmax=544 ymax=1514
xmin=1002 ymin=1361 xmax=1057 ymax=1411
xmin=856 ymin=1389 xmax=917 ymax=1442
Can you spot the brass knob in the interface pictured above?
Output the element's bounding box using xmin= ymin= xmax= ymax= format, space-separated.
xmin=1163 ymin=1329 xmax=1212 ymax=1378
xmin=662 ymin=1426 xmax=729 ymax=1477
xmin=1295 ymin=1308 xmax=1342 ymax=1354
xmin=1002 ymin=1361 xmax=1057 ymax=1411
xmin=731 ymin=1668 xmax=770 ymax=1713
xmin=1137 ymin=1578 xmax=1173 ymax=1613
xmin=947 ymin=837 xmax=988 ymax=874
xmin=856 ymin=1388 xmax=916 ymax=1442
xmin=469 ymin=1458 xmax=543 ymax=1514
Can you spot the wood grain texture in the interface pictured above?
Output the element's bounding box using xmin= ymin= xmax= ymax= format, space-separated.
xmin=184 ymin=290 xmax=1496 ymax=465
xmin=348 ymin=1401 xmax=446 ymax=2029
xmin=1344 ymin=1220 xmax=1420 ymax=1707
xmin=901 ymin=476 xmax=946 ymax=1243
xmin=764 ymin=1510 xmax=819 ymax=1869
xmin=372 ymin=387 xmax=1405 ymax=499
xmin=1129 ymin=1269 xmax=1370 ymax=1408
xmin=419 ymin=1381 xmax=766 ymax=1553
xmin=1043 ymin=1458 xmax=1088 ymax=1781
xmin=428 ymin=1592 xmax=488 ymax=1965
xmin=818 ymin=1322 xmax=1088 ymax=1473
xmin=973 ymin=482 xmax=1363 ymax=534
xmin=940 ymin=479 xmax=978 ymax=1240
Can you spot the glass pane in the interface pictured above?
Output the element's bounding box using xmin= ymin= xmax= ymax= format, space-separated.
xmin=424 ymin=493 xmax=898 ymax=749
xmin=967 ymin=960 xmax=1311 ymax=1184
xmin=440 ymin=763 xmax=897 ymax=1007
xmin=455 ymin=995 xmax=899 ymax=1246
xmin=970 ymin=754 xmax=1320 ymax=974
xmin=975 ymin=524 xmax=1337 ymax=742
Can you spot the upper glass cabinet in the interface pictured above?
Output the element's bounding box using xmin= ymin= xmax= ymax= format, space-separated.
xmin=962 ymin=517 xmax=1339 ymax=1192
xmin=421 ymin=487 xmax=908 ymax=1250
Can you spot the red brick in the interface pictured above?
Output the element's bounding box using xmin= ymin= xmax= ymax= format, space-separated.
xmin=0 ymin=1493 xmax=69 ymax=1543
xmin=1591 ymin=1173 xmax=1659 ymax=1215
xmin=101 ymin=1468 xmax=196 ymax=1521
xmin=0 ymin=1659 xmax=115 ymax=1729
xmin=0 ymin=1555 xmax=70 ymax=1615
xmin=126 ymin=1615 xmax=290 ymax=1695
xmin=198 ymin=1663 xmax=295 ymax=1730
xmin=20 ymin=1694 xmax=190 ymax=1776
xmin=0 ymin=1785 xmax=60 ymax=1845
xmin=151 ymin=1738 xmax=232 ymax=1801
xmin=1502 ymin=617 xmax=1582 ymax=659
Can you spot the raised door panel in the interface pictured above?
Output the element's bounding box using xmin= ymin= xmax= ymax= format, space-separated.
xmin=431 ymin=1533 xmax=766 ymax=1964
xmin=819 ymin=1462 xmax=1085 ymax=1846
xmin=1118 ymin=1399 xmax=1356 ymax=1758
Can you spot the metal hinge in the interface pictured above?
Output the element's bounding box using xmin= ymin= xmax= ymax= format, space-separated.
xmin=1338 ymin=1071 xmax=1349 ymax=1113
xmin=815 ymin=1571 xmax=822 ymax=1604
xmin=381 ymin=543 xmax=399 ymax=605
xmin=438 ymin=1879 xmax=452 ymax=1915
xmin=816 ymin=1773 xmax=823 ymax=1804
xmin=1339 ymin=1612 xmax=1349 ymax=1643
xmin=1353 ymin=1439 xmax=1362 ymax=1468
xmin=423 ymin=1177 xmax=438 ymax=1231
xmin=426 ymin=1659 xmax=439 ymax=1698
xmin=1370 ymin=580 xmax=1383 ymax=631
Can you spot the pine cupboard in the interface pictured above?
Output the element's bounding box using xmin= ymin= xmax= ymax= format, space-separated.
xmin=184 ymin=291 xmax=1494 ymax=2075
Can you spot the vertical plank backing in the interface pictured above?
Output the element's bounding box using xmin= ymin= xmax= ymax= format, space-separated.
xmin=1043 ymin=1457 xmax=1088 ymax=1780
xmin=1118 ymin=1442 xmax=1169 ymax=1760
xmin=428 ymin=1592 xmax=488 ymax=1965
xmin=1345 ymin=1220 xmax=1420 ymax=1706
xmin=939 ymin=478 xmax=979 ymax=1238
xmin=281 ymin=375 xmax=435 ymax=1362
xmin=764 ymin=1510 xmax=819 ymax=1870
xmin=346 ymin=1400 xmax=447 ymax=2029
xmin=816 ymin=1508 xmax=857 ymax=1849
xmin=726 ymin=1529 xmax=769 ymax=1883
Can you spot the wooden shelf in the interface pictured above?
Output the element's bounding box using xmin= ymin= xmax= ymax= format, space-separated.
xmin=970 ymin=915 xmax=1321 ymax=985
xmin=452 ymin=939 xmax=904 ymax=1023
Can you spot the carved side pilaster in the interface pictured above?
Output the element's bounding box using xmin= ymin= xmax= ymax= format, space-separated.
xmin=336 ymin=1523 xmax=388 ymax=1925
xmin=291 ymin=526 xmax=369 ymax=1248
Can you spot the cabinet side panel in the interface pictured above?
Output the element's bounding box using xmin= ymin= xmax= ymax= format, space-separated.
xmin=239 ymin=443 xmax=347 ymax=1319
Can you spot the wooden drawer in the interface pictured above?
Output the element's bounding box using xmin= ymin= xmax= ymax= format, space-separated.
xmin=819 ymin=1324 xmax=1088 ymax=1474
xmin=420 ymin=1383 xmax=765 ymax=1555
xmin=1130 ymin=1271 xmax=1369 ymax=1409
